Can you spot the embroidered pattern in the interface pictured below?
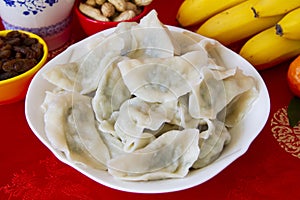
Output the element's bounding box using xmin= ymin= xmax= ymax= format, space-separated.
xmin=3 ymin=0 xmax=58 ymax=15
xmin=271 ymin=107 xmax=300 ymax=159
xmin=0 ymin=156 xmax=100 ymax=199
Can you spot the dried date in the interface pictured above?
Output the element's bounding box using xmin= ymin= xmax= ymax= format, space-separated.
xmin=2 ymin=58 xmax=37 ymax=73
xmin=0 ymin=71 xmax=18 ymax=80
xmin=0 ymin=31 xmax=44 ymax=81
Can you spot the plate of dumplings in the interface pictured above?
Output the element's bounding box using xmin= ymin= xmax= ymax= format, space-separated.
xmin=25 ymin=10 xmax=270 ymax=193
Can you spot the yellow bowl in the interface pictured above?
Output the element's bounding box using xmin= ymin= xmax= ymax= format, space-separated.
xmin=0 ymin=30 xmax=48 ymax=105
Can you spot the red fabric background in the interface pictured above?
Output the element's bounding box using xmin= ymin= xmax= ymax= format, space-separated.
xmin=1 ymin=0 xmax=299 ymax=199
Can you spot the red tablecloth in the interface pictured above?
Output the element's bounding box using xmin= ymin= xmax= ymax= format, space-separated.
xmin=1 ymin=0 xmax=300 ymax=199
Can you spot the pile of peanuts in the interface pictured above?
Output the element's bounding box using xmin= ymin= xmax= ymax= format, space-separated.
xmin=79 ymin=0 xmax=153 ymax=22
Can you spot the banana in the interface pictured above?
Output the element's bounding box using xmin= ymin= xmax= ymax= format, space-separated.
xmin=196 ymin=0 xmax=284 ymax=45
xmin=275 ymin=8 xmax=300 ymax=40
xmin=251 ymin=0 xmax=300 ymax=17
xmin=239 ymin=27 xmax=300 ymax=70
xmin=176 ymin=0 xmax=247 ymax=27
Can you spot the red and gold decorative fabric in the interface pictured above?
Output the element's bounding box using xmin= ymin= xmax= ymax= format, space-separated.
xmin=1 ymin=0 xmax=299 ymax=199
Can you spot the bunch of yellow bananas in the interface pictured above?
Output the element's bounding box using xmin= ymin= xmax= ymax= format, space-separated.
xmin=177 ymin=0 xmax=300 ymax=70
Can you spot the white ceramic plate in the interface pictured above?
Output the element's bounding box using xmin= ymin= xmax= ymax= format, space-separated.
xmin=25 ymin=26 xmax=270 ymax=193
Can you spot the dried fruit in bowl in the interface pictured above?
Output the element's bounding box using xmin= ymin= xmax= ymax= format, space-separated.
xmin=0 ymin=31 xmax=44 ymax=81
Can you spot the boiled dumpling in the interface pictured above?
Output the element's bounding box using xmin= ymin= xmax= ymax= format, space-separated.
xmin=108 ymin=129 xmax=200 ymax=181
xmin=78 ymin=44 xmax=124 ymax=94
xmin=189 ymin=67 xmax=227 ymax=119
xmin=43 ymin=36 xmax=125 ymax=95
xmin=174 ymin=94 xmax=202 ymax=129
xmin=130 ymin=10 xmax=181 ymax=57
xmin=43 ymin=62 xmax=81 ymax=92
xmin=189 ymin=67 xmax=256 ymax=120
xmin=170 ymin=31 xmax=199 ymax=54
xmin=113 ymin=22 xmax=139 ymax=56
xmin=114 ymin=97 xmax=178 ymax=152
xmin=217 ymin=86 xmax=258 ymax=127
xmin=215 ymin=68 xmax=258 ymax=125
xmin=193 ymin=119 xmax=231 ymax=169
xmin=42 ymin=90 xmax=110 ymax=170
xmin=92 ymin=56 xmax=131 ymax=122
xmin=97 ymin=125 xmax=125 ymax=159
xmin=118 ymin=51 xmax=207 ymax=103
xmin=110 ymin=10 xmax=180 ymax=58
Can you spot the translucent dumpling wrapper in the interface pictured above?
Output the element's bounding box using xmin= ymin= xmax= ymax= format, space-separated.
xmin=111 ymin=10 xmax=180 ymax=58
xmin=42 ymin=62 xmax=81 ymax=92
xmin=97 ymin=126 xmax=126 ymax=159
xmin=98 ymin=111 xmax=119 ymax=135
xmin=113 ymin=22 xmax=139 ymax=56
xmin=42 ymin=90 xmax=110 ymax=170
xmin=174 ymin=94 xmax=203 ymax=129
xmin=43 ymin=36 xmax=126 ymax=95
xmin=114 ymin=97 xmax=178 ymax=152
xmin=214 ymin=68 xmax=258 ymax=126
xmin=92 ymin=56 xmax=131 ymax=122
xmin=189 ymin=67 xmax=257 ymax=120
xmin=189 ymin=67 xmax=227 ymax=119
xmin=78 ymin=45 xmax=124 ymax=94
xmin=43 ymin=10 xmax=183 ymax=95
xmin=217 ymin=85 xmax=258 ymax=127
xmin=193 ymin=119 xmax=231 ymax=169
xmin=170 ymin=31 xmax=199 ymax=54
xmin=129 ymin=10 xmax=181 ymax=57
xmin=118 ymin=51 xmax=209 ymax=103
xmin=107 ymin=129 xmax=200 ymax=181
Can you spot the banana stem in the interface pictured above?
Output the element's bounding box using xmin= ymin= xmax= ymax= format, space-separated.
xmin=251 ymin=7 xmax=259 ymax=18
xmin=275 ymin=24 xmax=283 ymax=36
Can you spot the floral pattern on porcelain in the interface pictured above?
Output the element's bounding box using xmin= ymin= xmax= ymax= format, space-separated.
xmin=3 ymin=0 xmax=58 ymax=15
xmin=1 ymin=15 xmax=72 ymax=37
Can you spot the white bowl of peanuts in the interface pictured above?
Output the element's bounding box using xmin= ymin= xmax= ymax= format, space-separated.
xmin=75 ymin=0 xmax=152 ymax=35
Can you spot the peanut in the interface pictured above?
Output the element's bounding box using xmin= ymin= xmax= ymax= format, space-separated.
xmin=95 ymin=0 xmax=106 ymax=5
xmin=79 ymin=3 xmax=109 ymax=21
xmin=108 ymin=0 xmax=126 ymax=12
xmin=101 ymin=2 xmax=115 ymax=18
xmin=80 ymin=0 xmax=153 ymax=22
xmin=125 ymin=1 xmax=141 ymax=15
xmin=85 ymin=0 xmax=96 ymax=6
xmin=113 ymin=10 xmax=135 ymax=21
xmin=133 ymin=0 xmax=152 ymax=6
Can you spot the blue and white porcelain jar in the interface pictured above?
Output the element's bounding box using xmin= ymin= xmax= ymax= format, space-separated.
xmin=0 ymin=0 xmax=75 ymax=50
